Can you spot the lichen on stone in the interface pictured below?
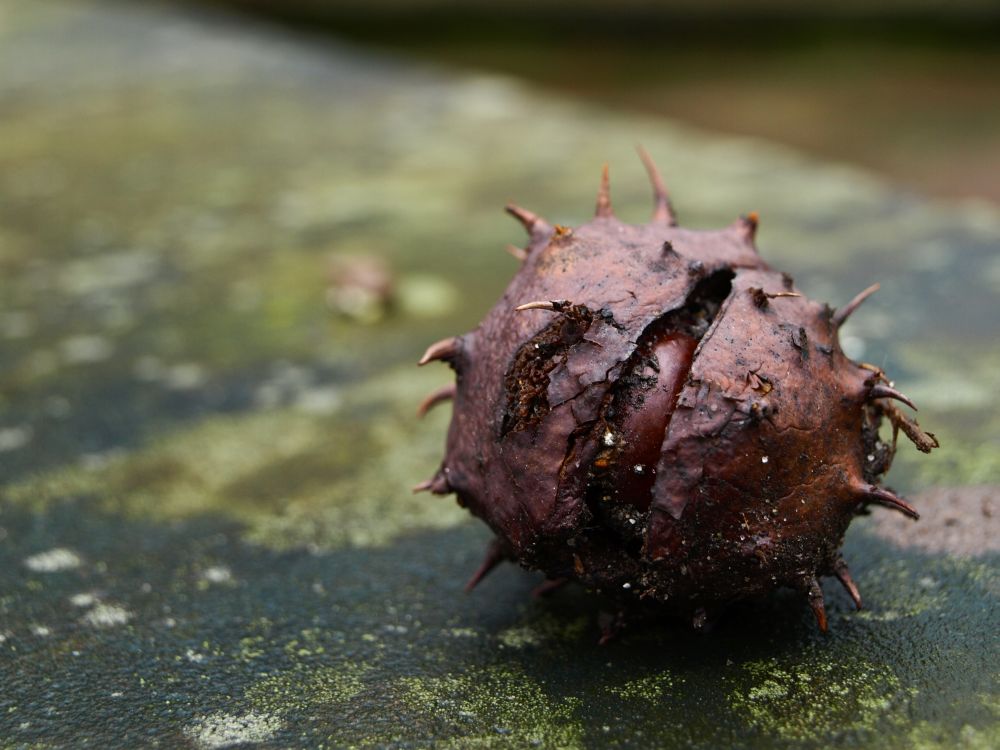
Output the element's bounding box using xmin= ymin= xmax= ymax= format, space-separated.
xmin=729 ymin=656 xmax=911 ymax=742
xmin=400 ymin=666 xmax=584 ymax=749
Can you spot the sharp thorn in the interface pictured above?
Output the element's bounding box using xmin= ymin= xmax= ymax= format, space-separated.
xmin=505 ymin=203 xmax=552 ymax=239
xmin=635 ymin=144 xmax=677 ymax=225
xmin=738 ymin=211 xmax=759 ymax=243
xmin=505 ymin=243 xmax=528 ymax=261
xmin=858 ymin=361 xmax=887 ymax=380
xmin=464 ymin=538 xmax=508 ymax=593
xmin=881 ymin=402 xmax=939 ymax=453
xmin=833 ymin=558 xmax=863 ymax=610
xmin=531 ymin=577 xmax=569 ymax=599
xmin=765 ymin=291 xmax=801 ymax=299
xmin=514 ymin=299 xmax=566 ymax=312
xmin=418 ymin=336 xmax=459 ymax=366
xmin=863 ymin=485 xmax=920 ymax=520
xmin=806 ymin=577 xmax=828 ymax=633
xmin=597 ymin=609 xmax=626 ymax=645
xmin=922 ymin=430 xmax=940 ymax=452
xmin=416 ymin=383 xmax=456 ymax=418
xmin=832 ymin=283 xmax=880 ymax=328
xmin=412 ymin=471 xmax=450 ymax=495
xmin=868 ymin=383 xmax=918 ymax=411
xmin=595 ymin=163 xmax=614 ymax=218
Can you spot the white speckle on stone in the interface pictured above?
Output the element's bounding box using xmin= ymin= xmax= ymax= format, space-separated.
xmin=164 ymin=362 xmax=207 ymax=390
xmin=253 ymin=362 xmax=319 ymax=409
xmin=185 ymin=711 xmax=283 ymax=749
xmin=133 ymin=355 xmax=164 ymax=381
xmin=186 ymin=649 xmax=205 ymax=663
xmin=228 ymin=279 xmax=263 ymax=312
xmin=270 ymin=361 xmax=311 ymax=388
xmin=44 ymin=395 xmax=72 ymax=419
xmin=79 ymin=450 xmax=123 ymax=471
xmin=761 ymin=456 xmax=769 ymax=464
xmin=70 ymin=592 xmax=99 ymax=608
xmin=867 ymin=453 xmax=876 ymax=462
xmin=27 ymin=349 xmax=59 ymax=376
xmin=59 ymin=334 xmax=114 ymax=364
xmin=100 ymin=304 xmax=137 ymax=332
xmin=253 ymin=382 xmax=282 ymax=409
xmin=632 ymin=464 xmax=644 ymax=474
xmin=111 ymin=692 xmax=123 ymax=698
xmin=1 ymin=310 xmax=34 ymax=339
xmin=0 ymin=631 xmax=9 ymax=643
xmin=0 ymin=426 xmax=32 ymax=453
xmin=603 ymin=430 xmax=615 ymax=447
xmin=622 ymin=582 xmax=631 ymax=590
xmin=293 ymin=386 xmax=341 ymax=415
xmin=24 ymin=547 xmax=82 ymax=572
xmin=59 ymin=250 xmax=160 ymax=296
xmin=81 ymin=603 xmax=132 ymax=628
xmin=201 ymin=565 xmax=233 ymax=584
xmin=31 ymin=625 xmax=51 ymax=637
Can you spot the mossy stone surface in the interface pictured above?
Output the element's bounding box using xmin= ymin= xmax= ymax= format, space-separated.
xmin=0 ymin=1 xmax=997 ymax=747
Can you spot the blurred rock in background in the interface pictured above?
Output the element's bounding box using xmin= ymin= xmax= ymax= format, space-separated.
xmin=204 ymin=0 xmax=1000 ymax=204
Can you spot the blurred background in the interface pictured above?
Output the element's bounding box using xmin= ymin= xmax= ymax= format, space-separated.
xmin=209 ymin=0 xmax=1000 ymax=202
xmin=0 ymin=1 xmax=997 ymax=747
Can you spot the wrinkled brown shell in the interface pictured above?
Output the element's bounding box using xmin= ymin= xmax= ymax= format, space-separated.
xmin=416 ymin=156 xmax=937 ymax=631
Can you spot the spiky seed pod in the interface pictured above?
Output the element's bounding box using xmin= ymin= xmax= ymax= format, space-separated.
xmin=416 ymin=152 xmax=938 ymax=632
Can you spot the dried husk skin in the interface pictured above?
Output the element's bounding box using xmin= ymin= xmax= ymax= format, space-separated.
xmin=419 ymin=164 xmax=935 ymax=627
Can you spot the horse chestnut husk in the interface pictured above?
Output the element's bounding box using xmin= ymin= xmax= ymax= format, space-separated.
xmin=415 ymin=151 xmax=938 ymax=632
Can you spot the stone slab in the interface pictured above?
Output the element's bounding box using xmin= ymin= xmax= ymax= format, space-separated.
xmin=0 ymin=1 xmax=997 ymax=748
